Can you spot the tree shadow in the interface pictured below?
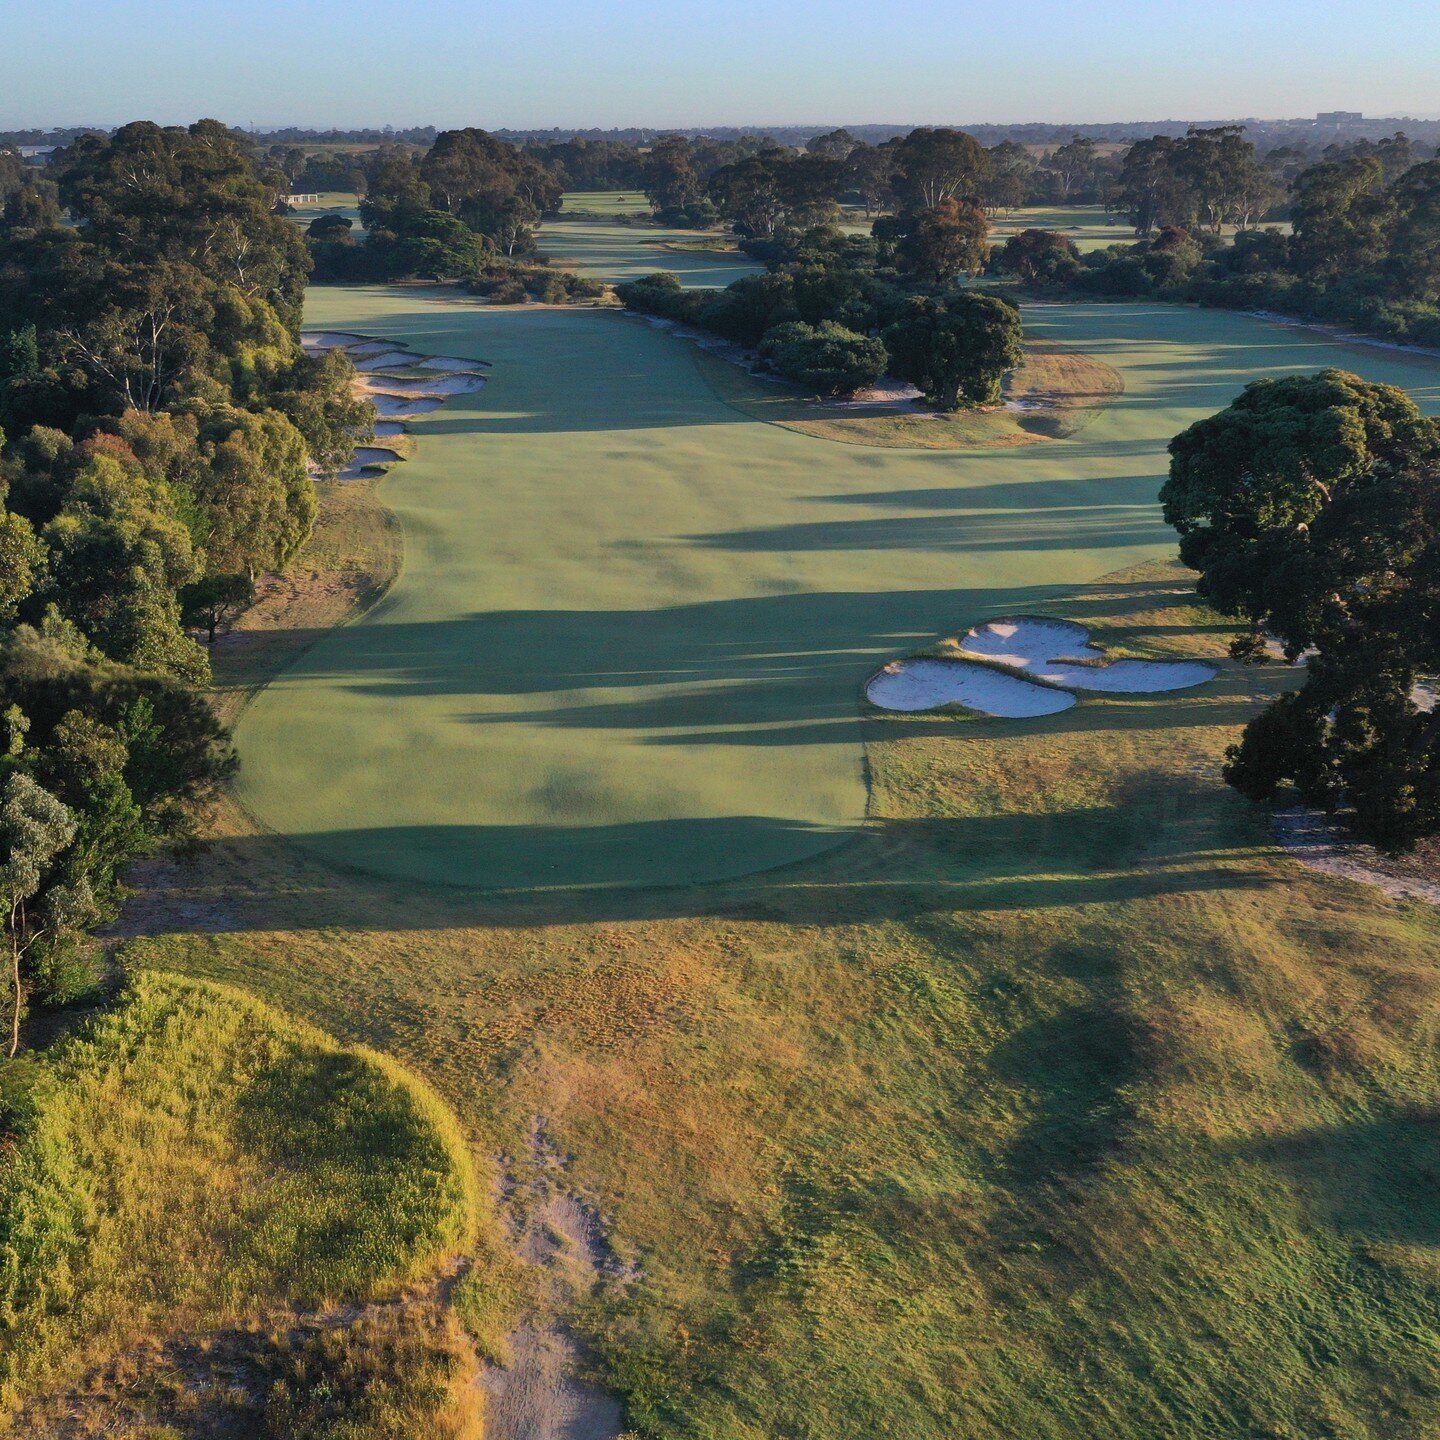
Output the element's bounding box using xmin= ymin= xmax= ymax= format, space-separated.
xmin=137 ymin=779 xmax=1279 ymax=935
xmin=1230 ymin=1110 xmax=1440 ymax=1248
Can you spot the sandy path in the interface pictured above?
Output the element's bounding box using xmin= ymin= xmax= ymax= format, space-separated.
xmin=481 ymin=1117 xmax=627 ymax=1440
xmin=1275 ymin=808 xmax=1440 ymax=908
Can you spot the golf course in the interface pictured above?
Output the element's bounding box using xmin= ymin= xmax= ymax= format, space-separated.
xmin=106 ymin=164 xmax=1440 ymax=1440
xmin=236 ymin=282 xmax=1440 ymax=891
xmin=13 ymin=16 xmax=1440 ymax=1434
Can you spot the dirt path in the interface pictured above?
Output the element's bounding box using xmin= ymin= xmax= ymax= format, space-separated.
xmin=1275 ymin=808 xmax=1440 ymax=907
xmin=481 ymin=1116 xmax=630 ymax=1440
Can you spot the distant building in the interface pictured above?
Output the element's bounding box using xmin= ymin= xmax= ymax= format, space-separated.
xmin=1316 ymin=111 xmax=1363 ymax=123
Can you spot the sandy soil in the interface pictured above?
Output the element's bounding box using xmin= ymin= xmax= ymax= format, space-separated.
xmin=481 ymin=1116 xmax=628 ymax=1440
xmin=961 ymin=617 xmax=1217 ymax=693
xmin=1274 ymin=808 xmax=1440 ymax=908
xmin=866 ymin=658 xmax=1077 ymax=716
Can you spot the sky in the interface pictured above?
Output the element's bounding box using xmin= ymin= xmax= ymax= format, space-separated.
xmin=4 ymin=0 xmax=1438 ymax=131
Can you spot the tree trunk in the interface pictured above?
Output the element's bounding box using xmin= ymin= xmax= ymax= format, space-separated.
xmin=8 ymin=903 xmax=20 ymax=1060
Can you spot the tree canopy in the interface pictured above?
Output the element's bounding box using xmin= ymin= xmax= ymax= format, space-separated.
xmin=1162 ymin=371 xmax=1440 ymax=850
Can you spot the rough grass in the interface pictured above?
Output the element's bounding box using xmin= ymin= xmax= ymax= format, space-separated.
xmin=122 ymin=561 xmax=1440 ymax=1440
xmin=693 ymin=336 xmax=1125 ymax=449
xmin=0 ymin=971 xmax=477 ymax=1423
xmin=28 ymin=1302 xmax=485 ymax=1440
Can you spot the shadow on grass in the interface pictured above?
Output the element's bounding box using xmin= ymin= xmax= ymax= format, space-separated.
xmin=1234 ymin=1109 xmax=1440 ymax=1248
xmin=137 ymin=786 xmax=1279 ymax=934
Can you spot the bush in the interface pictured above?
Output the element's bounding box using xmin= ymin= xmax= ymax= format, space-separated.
xmin=696 ymin=272 xmax=799 ymax=346
xmin=654 ymin=199 xmax=719 ymax=229
xmin=615 ymin=272 xmax=711 ymax=326
xmin=882 ymin=290 xmax=1023 ymax=411
xmin=0 ymin=971 xmax=478 ymax=1410
xmin=469 ymin=261 xmax=605 ymax=306
xmin=758 ymin=320 xmax=888 ymax=397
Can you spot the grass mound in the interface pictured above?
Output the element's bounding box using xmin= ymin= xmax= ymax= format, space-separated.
xmin=0 ymin=971 xmax=476 ymax=1421
xmin=694 ymin=336 xmax=1124 ymax=449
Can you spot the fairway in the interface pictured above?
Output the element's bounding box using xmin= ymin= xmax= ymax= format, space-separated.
xmin=235 ymin=289 xmax=1440 ymax=890
xmin=542 ymin=193 xmax=763 ymax=287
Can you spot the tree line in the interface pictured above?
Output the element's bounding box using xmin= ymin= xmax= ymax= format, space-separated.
xmin=617 ymin=203 xmax=1021 ymax=413
xmin=995 ymin=141 xmax=1440 ymax=348
xmin=0 ymin=120 xmax=371 ymax=1052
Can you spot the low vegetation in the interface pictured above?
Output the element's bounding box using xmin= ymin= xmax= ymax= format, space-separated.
xmin=0 ymin=969 xmax=481 ymax=1429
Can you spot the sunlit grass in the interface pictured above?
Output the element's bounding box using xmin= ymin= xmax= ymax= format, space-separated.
xmin=0 ymin=971 xmax=476 ymax=1419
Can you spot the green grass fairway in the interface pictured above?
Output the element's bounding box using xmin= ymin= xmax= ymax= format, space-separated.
xmin=236 ymin=288 xmax=1440 ymax=892
xmin=558 ymin=190 xmax=654 ymax=217
xmin=284 ymin=191 xmax=367 ymax=238
xmin=991 ymin=205 xmax=1139 ymax=251
xmin=541 ymin=196 xmax=762 ymax=287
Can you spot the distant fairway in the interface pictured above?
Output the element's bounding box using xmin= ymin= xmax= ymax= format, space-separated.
xmin=236 ymin=286 xmax=1440 ymax=891
xmin=990 ymin=205 xmax=1139 ymax=251
xmin=541 ymin=191 xmax=763 ymax=287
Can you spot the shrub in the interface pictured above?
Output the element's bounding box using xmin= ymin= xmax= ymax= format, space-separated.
xmin=758 ymin=320 xmax=888 ymax=397
xmin=615 ymin=272 xmax=712 ymax=326
xmin=696 ymin=272 xmax=799 ymax=346
xmin=882 ymin=290 xmax=1023 ymax=410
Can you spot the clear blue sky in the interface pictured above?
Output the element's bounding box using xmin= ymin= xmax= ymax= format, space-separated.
xmin=5 ymin=0 xmax=1437 ymax=130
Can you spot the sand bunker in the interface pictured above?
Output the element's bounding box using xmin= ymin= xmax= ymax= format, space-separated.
xmin=354 ymin=349 xmax=420 ymax=371
xmin=336 ymin=445 xmax=402 ymax=481
xmin=302 ymin=331 xmax=371 ymax=351
xmin=345 ymin=339 xmax=404 ymax=357
xmin=961 ymin=617 xmax=1217 ymax=693
xmin=868 ymin=615 xmax=1217 ymax=717
xmin=369 ymin=393 xmax=445 ymax=417
xmin=866 ymin=659 xmax=1077 ymax=717
xmin=373 ymin=420 xmax=407 ymax=438
xmin=417 ymin=354 xmax=491 ymax=371
xmin=366 ymin=373 xmax=486 ymax=396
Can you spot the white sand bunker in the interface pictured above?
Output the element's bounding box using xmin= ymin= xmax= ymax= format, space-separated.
xmin=302 ymin=331 xmax=371 ymax=351
xmin=369 ymin=373 xmax=486 ymax=396
xmin=345 ymin=339 xmax=404 ymax=356
xmin=369 ymin=393 xmax=445 ymax=417
xmin=961 ymin=617 xmax=1217 ymax=693
xmin=354 ymin=349 xmax=420 ymax=371
xmin=417 ymin=354 xmax=491 ymax=371
xmin=373 ymin=420 xmax=407 ymax=438
xmin=336 ymin=445 xmax=401 ymax=481
xmin=866 ymin=659 xmax=1077 ymax=717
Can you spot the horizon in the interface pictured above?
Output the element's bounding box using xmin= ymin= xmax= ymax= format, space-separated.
xmin=3 ymin=0 xmax=1437 ymax=132
xmin=11 ymin=112 xmax=1440 ymax=137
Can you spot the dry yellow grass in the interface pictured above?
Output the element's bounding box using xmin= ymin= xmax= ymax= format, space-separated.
xmin=1 ymin=972 xmax=482 ymax=1432
xmin=694 ymin=336 xmax=1124 ymax=449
